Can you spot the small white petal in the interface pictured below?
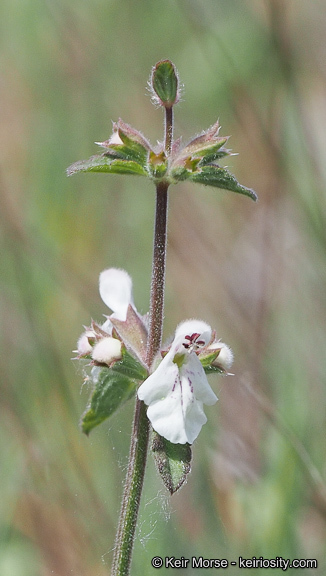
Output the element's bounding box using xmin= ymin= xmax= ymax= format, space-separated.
xmin=99 ymin=268 xmax=134 ymax=320
xmin=92 ymin=337 xmax=122 ymax=364
xmin=109 ymin=131 xmax=124 ymax=145
xmin=101 ymin=317 xmax=113 ymax=334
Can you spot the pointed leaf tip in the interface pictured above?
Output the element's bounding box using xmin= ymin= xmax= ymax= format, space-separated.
xmin=189 ymin=166 xmax=258 ymax=201
xmin=152 ymin=432 xmax=192 ymax=494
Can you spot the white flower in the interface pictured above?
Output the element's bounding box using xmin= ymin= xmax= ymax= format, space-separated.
xmin=137 ymin=320 xmax=218 ymax=444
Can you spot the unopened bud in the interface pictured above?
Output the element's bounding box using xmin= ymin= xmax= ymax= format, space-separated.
xmin=208 ymin=342 xmax=234 ymax=371
xmin=151 ymin=60 xmax=180 ymax=109
xmin=76 ymin=330 xmax=96 ymax=356
xmin=92 ymin=337 xmax=122 ymax=365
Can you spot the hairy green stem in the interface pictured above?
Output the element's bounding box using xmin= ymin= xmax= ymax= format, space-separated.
xmin=146 ymin=181 xmax=169 ymax=365
xmin=164 ymin=106 xmax=173 ymax=155
xmin=110 ymin=109 xmax=172 ymax=576
xmin=110 ymin=398 xmax=149 ymax=576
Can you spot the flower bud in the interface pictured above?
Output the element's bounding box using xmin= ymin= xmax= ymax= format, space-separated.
xmin=92 ymin=337 xmax=122 ymax=365
xmin=208 ymin=342 xmax=234 ymax=371
xmin=76 ymin=330 xmax=96 ymax=356
xmin=150 ymin=60 xmax=180 ymax=109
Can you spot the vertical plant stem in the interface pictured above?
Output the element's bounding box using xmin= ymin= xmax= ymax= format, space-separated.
xmin=110 ymin=398 xmax=149 ymax=576
xmin=111 ymin=107 xmax=172 ymax=576
xmin=146 ymin=181 xmax=169 ymax=365
xmin=164 ymin=106 xmax=173 ymax=155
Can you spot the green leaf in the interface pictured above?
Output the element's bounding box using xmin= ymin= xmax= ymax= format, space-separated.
xmin=151 ymin=60 xmax=179 ymax=108
xmin=113 ymin=347 xmax=148 ymax=381
xmin=189 ymin=165 xmax=257 ymax=201
xmin=152 ymin=432 xmax=192 ymax=494
xmin=81 ymin=365 xmax=137 ymax=435
xmin=67 ymin=155 xmax=148 ymax=177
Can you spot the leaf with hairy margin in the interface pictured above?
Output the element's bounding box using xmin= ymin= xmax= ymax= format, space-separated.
xmin=152 ymin=432 xmax=192 ymax=494
xmin=189 ymin=165 xmax=257 ymax=201
xmin=67 ymin=155 xmax=148 ymax=177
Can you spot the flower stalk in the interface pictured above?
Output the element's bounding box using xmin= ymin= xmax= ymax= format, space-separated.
xmin=164 ymin=107 xmax=173 ymax=155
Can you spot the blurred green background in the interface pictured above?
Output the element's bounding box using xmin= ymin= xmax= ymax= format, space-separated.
xmin=1 ymin=0 xmax=326 ymax=574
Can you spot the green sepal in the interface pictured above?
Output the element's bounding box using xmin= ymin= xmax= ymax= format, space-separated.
xmin=101 ymin=126 xmax=149 ymax=166
xmin=152 ymin=432 xmax=192 ymax=495
xmin=101 ymin=144 xmax=147 ymax=165
xmin=199 ymin=350 xmax=220 ymax=368
xmin=169 ymin=165 xmax=190 ymax=183
xmin=148 ymin=150 xmax=168 ymax=179
xmin=117 ymin=130 xmax=148 ymax=165
xmin=203 ymin=364 xmax=225 ymax=375
xmin=198 ymin=350 xmax=227 ymax=374
xmin=151 ymin=60 xmax=179 ymax=108
xmin=198 ymin=147 xmax=230 ymax=166
xmin=67 ymin=155 xmax=148 ymax=177
xmin=110 ymin=305 xmax=148 ymax=364
xmin=189 ymin=165 xmax=257 ymax=201
xmin=174 ymin=121 xmax=227 ymax=165
xmin=182 ymin=137 xmax=228 ymax=161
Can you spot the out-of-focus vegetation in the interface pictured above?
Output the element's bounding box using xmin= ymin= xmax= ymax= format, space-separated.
xmin=1 ymin=1 xmax=326 ymax=574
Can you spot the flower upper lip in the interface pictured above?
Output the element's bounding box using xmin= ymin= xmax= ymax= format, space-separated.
xmin=99 ymin=267 xmax=135 ymax=322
